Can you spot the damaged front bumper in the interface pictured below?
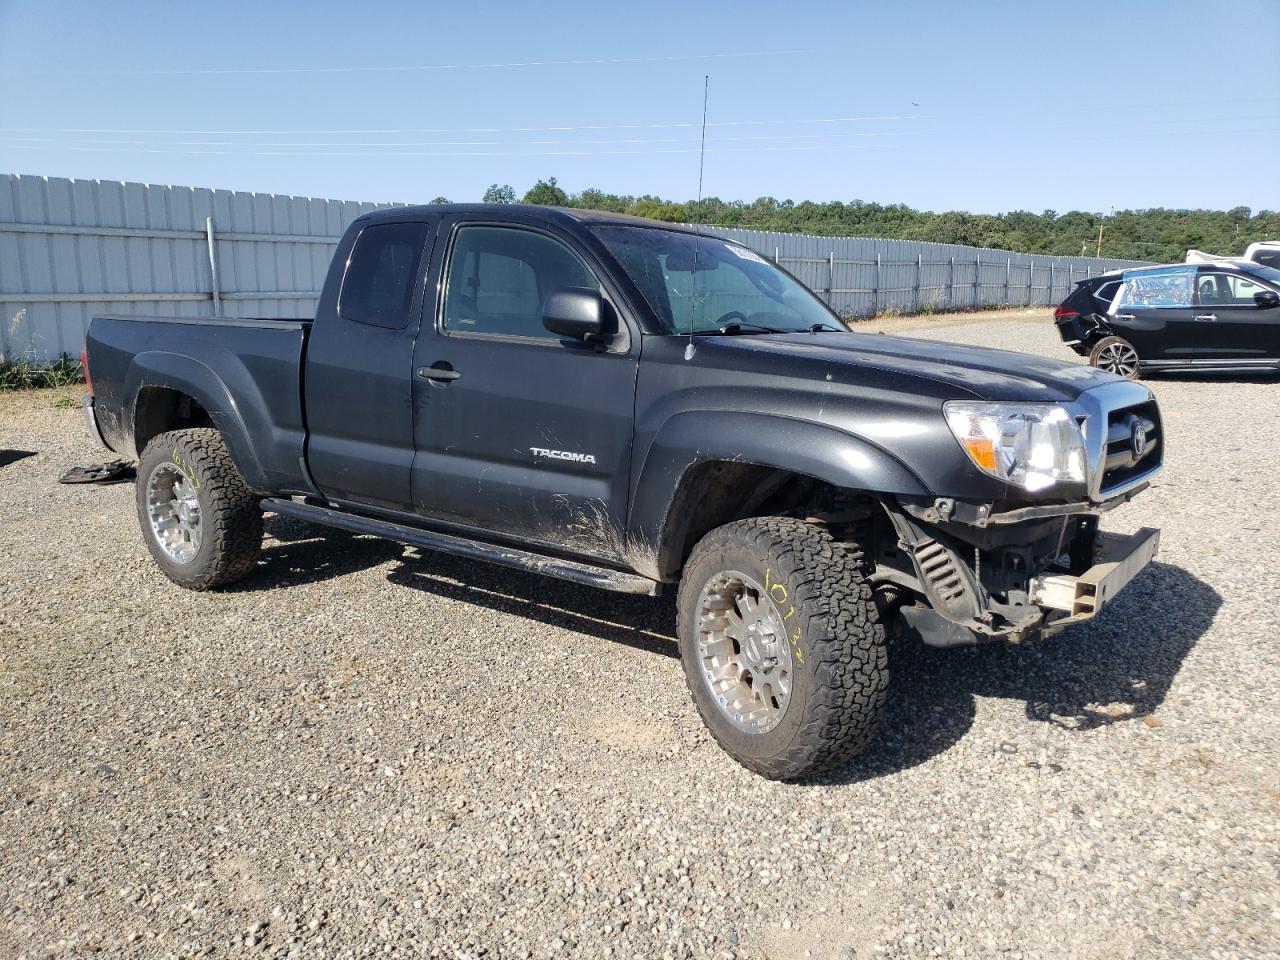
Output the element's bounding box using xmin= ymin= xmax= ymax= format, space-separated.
xmin=894 ymin=526 xmax=1160 ymax=648
xmin=1030 ymin=526 xmax=1160 ymax=634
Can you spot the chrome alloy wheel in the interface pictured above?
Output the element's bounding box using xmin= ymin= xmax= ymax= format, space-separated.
xmin=145 ymin=462 xmax=203 ymax=564
xmin=1095 ymin=340 xmax=1140 ymax=378
xmin=695 ymin=570 xmax=794 ymax=734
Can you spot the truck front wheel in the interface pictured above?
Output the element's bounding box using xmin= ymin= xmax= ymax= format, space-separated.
xmin=136 ymin=428 xmax=263 ymax=590
xmin=676 ymin=517 xmax=888 ymax=780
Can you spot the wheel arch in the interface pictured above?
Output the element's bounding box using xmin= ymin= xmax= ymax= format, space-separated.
xmin=133 ymin=385 xmax=215 ymax=454
xmin=123 ymin=352 xmax=269 ymax=491
xmin=629 ymin=411 xmax=929 ymax=580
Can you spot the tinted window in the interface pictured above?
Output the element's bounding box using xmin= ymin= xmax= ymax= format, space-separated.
xmin=443 ymin=226 xmax=597 ymax=339
xmin=1092 ymin=280 xmax=1121 ymax=308
xmin=339 ymin=222 xmax=429 ymax=329
xmin=1116 ymin=269 xmax=1193 ymax=308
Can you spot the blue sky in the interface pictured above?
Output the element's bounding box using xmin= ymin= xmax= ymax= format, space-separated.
xmin=1 ymin=0 xmax=1277 ymax=212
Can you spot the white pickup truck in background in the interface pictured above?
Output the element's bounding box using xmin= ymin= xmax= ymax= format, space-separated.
xmin=1187 ymin=240 xmax=1280 ymax=269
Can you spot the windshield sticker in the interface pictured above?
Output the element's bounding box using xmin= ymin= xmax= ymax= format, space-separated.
xmin=726 ymin=244 xmax=768 ymax=265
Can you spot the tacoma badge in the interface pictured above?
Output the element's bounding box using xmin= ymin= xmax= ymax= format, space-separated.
xmin=530 ymin=447 xmax=597 ymax=465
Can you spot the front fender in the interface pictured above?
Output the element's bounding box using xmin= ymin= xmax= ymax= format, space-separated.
xmin=628 ymin=410 xmax=930 ymax=577
xmin=124 ymin=351 xmax=269 ymax=491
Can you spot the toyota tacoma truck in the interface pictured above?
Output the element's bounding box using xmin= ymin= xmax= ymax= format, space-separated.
xmin=81 ymin=205 xmax=1163 ymax=780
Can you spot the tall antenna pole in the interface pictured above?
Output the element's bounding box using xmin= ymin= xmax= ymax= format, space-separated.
xmin=686 ymin=75 xmax=710 ymax=362
xmin=697 ymin=75 xmax=710 ymax=203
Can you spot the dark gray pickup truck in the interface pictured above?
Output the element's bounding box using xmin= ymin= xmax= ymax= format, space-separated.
xmin=82 ymin=205 xmax=1163 ymax=779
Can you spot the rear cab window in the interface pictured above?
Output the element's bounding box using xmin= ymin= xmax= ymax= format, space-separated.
xmin=1252 ymin=249 xmax=1280 ymax=271
xmin=339 ymin=222 xmax=431 ymax=329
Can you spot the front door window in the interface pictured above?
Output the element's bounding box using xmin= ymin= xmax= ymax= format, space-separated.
xmin=1195 ymin=272 xmax=1267 ymax=306
xmin=442 ymin=226 xmax=599 ymax=340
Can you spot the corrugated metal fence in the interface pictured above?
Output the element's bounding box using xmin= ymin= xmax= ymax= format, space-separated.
xmin=0 ymin=174 xmax=399 ymax=362
xmin=1 ymin=174 xmax=1145 ymax=362
xmin=697 ymin=226 xmax=1145 ymax=319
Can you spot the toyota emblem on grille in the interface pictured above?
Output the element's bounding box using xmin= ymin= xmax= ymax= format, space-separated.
xmin=1131 ymin=420 xmax=1149 ymax=458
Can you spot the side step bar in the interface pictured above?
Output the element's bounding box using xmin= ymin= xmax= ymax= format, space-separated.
xmin=261 ymin=498 xmax=661 ymax=596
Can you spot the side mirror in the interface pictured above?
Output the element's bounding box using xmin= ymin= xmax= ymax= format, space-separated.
xmin=542 ymin=288 xmax=608 ymax=340
xmin=1254 ymin=289 xmax=1280 ymax=309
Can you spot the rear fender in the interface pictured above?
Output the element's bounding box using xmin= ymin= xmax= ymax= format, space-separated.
xmin=1058 ymin=312 xmax=1110 ymax=346
xmin=1082 ymin=313 xmax=1114 ymax=343
xmin=630 ymin=411 xmax=929 ymax=579
xmin=123 ymin=352 xmax=268 ymax=491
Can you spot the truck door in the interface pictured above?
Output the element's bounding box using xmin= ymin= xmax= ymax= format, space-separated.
xmin=410 ymin=221 xmax=639 ymax=563
xmin=305 ymin=218 xmax=436 ymax=511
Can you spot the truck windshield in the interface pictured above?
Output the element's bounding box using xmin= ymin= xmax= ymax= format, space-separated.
xmin=592 ymin=225 xmax=841 ymax=335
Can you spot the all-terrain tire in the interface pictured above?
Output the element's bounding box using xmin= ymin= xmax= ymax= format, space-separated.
xmin=676 ymin=517 xmax=888 ymax=780
xmin=136 ymin=428 xmax=263 ymax=590
xmin=1089 ymin=335 xmax=1143 ymax=379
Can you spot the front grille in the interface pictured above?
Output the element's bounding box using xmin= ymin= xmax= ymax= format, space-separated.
xmin=1100 ymin=400 xmax=1162 ymax=494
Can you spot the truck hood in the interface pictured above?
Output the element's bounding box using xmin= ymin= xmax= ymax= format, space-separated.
xmin=699 ymin=331 xmax=1116 ymax=402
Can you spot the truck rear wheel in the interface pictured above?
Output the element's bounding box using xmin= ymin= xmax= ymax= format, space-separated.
xmin=136 ymin=428 xmax=262 ymax=590
xmin=676 ymin=517 xmax=888 ymax=780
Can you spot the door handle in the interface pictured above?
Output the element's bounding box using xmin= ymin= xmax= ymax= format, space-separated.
xmin=1194 ymin=314 xmax=1217 ymax=322
xmin=416 ymin=364 xmax=462 ymax=382
xmin=1115 ymin=313 xmax=1136 ymax=320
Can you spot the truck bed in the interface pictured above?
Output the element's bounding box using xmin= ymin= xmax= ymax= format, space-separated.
xmin=86 ymin=313 xmax=313 ymax=494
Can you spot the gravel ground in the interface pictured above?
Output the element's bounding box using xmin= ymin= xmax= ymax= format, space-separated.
xmin=1 ymin=313 xmax=1277 ymax=960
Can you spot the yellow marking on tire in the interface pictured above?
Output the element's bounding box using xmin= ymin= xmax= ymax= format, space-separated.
xmin=171 ymin=448 xmax=201 ymax=492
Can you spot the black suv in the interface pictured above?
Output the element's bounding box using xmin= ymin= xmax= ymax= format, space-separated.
xmin=1055 ymin=260 xmax=1280 ymax=378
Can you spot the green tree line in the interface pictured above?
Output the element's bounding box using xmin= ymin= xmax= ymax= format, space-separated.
xmin=471 ymin=179 xmax=1278 ymax=263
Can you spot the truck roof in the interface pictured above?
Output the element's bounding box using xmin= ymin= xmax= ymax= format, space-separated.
xmin=353 ymin=203 xmax=705 ymax=234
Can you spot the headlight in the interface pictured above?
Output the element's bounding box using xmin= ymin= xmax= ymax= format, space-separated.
xmin=944 ymin=401 xmax=1087 ymax=492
